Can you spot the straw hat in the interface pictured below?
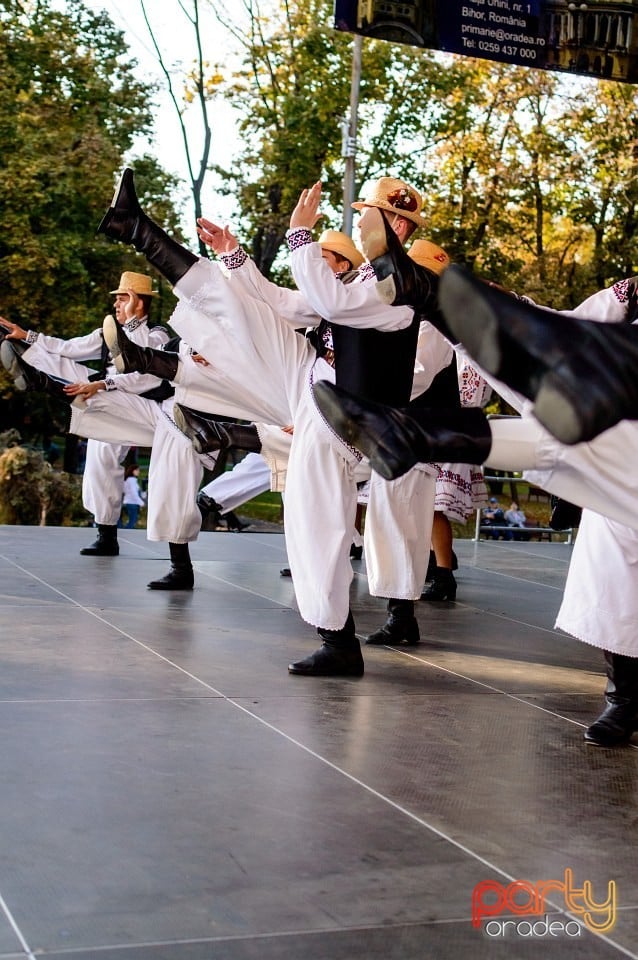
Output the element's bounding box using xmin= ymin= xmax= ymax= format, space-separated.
xmin=351 ymin=176 xmax=427 ymax=227
xmin=408 ymin=239 xmax=451 ymax=275
xmin=318 ymin=229 xmax=364 ymax=269
xmin=110 ymin=271 xmax=158 ymax=297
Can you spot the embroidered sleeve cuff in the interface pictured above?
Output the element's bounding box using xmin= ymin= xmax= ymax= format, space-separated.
xmin=104 ymin=377 xmax=117 ymax=391
xmin=286 ymin=227 xmax=313 ymax=251
xmin=359 ymin=263 xmax=375 ymax=282
xmin=220 ymin=246 xmax=248 ymax=270
xmin=26 ymin=330 xmax=39 ymax=344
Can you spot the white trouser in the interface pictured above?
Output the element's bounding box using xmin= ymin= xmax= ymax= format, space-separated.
xmin=146 ymin=404 xmax=204 ymax=543
xmin=21 ymin=344 xmax=96 ymax=383
xmin=70 ymin=393 xmax=204 ymax=543
xmin=285 ymin=366 xmax=434 ymax=623
xmin=457 ymin=359 xmax=638 ymax=531
xmin=199 ymin=452 xmax=271 ymax=514
xmin=17 ymin=352 xmax=136 ymax=529
xmin=486 ymin=411 xmax=638 ymax=532
xmin=82 ymin=440 xmax=129 ymax=526
xmin=19 ymin=345 xmax=204 ymax=542
xmin=364 ymin=469 xmax=436 ymax=598
xmin=169 ymin=259 xmax=439 ymax=625
xmin=555 ymin=510 xmax=638 ymax=658
xmin=70 ymin=390 xmax=160 ymax=447
xmin=284 ymin=364 xmax=361 ymax=629
xmin=256 ymin=423 xmax=292 ymax=492
xmin=171 ymin=260 xmax=309 ymax=424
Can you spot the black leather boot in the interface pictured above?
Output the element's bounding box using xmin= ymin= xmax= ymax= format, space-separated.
xmin=359 ymin=208 xmax=454 ymax=339
xmin=0 ymin=338 xmax=29 ymax=388
xmin=97 ymin=168 xmax=197 ymax=285
xmin=584 ymin=652 xmax=638 ymax=747
xmin=313 ymin=381 xmax=492 ymax=481
xmin=80 ymin=524 xmax=119 ymax=556
xmin=439 ymin=264 xmax=638 ymax=445
xmin=102 ymin=315 xmax=180 ymax=379
xmin=147 ymin=542 xmax=194 ymax=590
xmin=1 ymin=341 xmax=71 ymax=398
xmin=421 ymin=568 xmax=457 ymax=601
xmin=197 ymin=491 xmax=224 ymax=528
xmin=288 ymin=612 xmax=364 ymax=677
xmin=224 ymin=511 xmax=250 ymax=532
xmin=425 ymin=551 xmax=458 ymax=583
xmin=173 ymin=404 xmax=262 ymax=455
xmin=365 ymin=599 xmax=420 ymax=646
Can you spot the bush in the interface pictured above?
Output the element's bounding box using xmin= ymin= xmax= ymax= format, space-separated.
xmin=0 ymin=430 xmax=85 ymax=525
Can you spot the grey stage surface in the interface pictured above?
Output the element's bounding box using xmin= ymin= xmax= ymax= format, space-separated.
xmin=0 ymin=525 xmax=636 ymax=960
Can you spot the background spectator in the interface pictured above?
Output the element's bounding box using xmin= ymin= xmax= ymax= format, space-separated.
xmin=120 ymin=464 xmax=146 ymax=529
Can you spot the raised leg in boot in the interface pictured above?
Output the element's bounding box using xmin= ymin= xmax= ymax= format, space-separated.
xmin=102 ymin=314 xmax=180 ymax=379
xmin=173 ymin=405 xmax=262 ymax=456
xmin=439 ymin=264 xmax=638 ymax=445
xmin=358 ymin=207 xmax=435 ymax=309
xmin=288 ymin=611 xmax=364 ymax=677
xmin=98 ymin=168 xmax=197 ymax=286
xmin=365 ymin=599 xmax=420 ymax=646
xmin=1 ymin=341 xmax=72 ymax=399
xmin=584 ymin=651 xmax=638 ymax=747
xmin=312 ymin=381 xmax=492 ymax=481
xmin=357 ymin=207 xmax=453 ymax=338
xmin=147 ymin=542 xmax=194 ymax=590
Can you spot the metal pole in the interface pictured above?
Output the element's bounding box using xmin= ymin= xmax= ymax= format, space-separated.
xmin=341 ymin=34 xmax=362 ymax=237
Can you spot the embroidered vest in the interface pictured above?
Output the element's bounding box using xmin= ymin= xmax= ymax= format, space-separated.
xmin=309 ymin=268 xmax=439 ymax=408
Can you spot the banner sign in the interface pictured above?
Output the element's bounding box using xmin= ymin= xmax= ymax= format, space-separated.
xmin=334 ymin=1 xmax=638 ymax=84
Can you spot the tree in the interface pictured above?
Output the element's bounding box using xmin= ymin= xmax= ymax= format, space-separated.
xmin=0 ymin=0 xmax=185 ymax=440
xmin=206 ymin=0 xmax=359 ymax=277
xmin=138 ymin=0 xmax=214 ymax=257
xmin=205 ymin=0 xmax=638 ymax=305
xmin=0 ymin=0 xmax=184 ymax=336
xmin=560 ymin=79 xmax=638 ymax=294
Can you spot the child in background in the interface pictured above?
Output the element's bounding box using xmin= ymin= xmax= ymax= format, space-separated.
xmin=120 ymin=464 xmax=145 ymax=528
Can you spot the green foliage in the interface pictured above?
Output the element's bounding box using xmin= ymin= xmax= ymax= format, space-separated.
xmin=0 ymin=0 xmax=185 ymax=330
xmin=0 ymin=429 xmax=84 ymax=525
xmin=238 ymin=490 xmax=283 ymax=523
xmin=0 ymin=0 xmax=184 ymax=442
xmin=209 ymin=0 xmax=356 ymax=278
xmin=209 ymin=0 xmax=638 ymax=304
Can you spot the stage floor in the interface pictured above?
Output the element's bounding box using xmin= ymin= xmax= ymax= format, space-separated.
xmin=0 ymin=525 xmax=635 ymax=959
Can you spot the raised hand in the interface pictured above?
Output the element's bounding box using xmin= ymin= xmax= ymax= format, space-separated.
xmin=289 ymin=181 xmax=323 ymax=231
xmin=0 ymin=318 xmax=28 ymax=340
xmin=197 ymin=218 xmax=238 ymax=254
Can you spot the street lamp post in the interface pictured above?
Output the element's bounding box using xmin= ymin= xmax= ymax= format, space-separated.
xmin=341 ymin=34 xmax=363 ymax=236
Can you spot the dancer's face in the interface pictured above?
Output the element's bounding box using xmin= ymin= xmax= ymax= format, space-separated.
xmin=321 ymin=249 xmax=351 ymax=274
xmin=113 ymin=293 xmax=132 ymax=325
xmin=113 ymin=291 xmax=144 ymax=325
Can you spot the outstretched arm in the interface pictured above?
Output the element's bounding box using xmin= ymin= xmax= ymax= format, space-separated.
xmin=197 ymin=216 xmax=318 ymax=328
xmin=288 ymin=182 xmax=413 ymax=331
xmin=0 ymin=318 xmax=28 ymax=340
